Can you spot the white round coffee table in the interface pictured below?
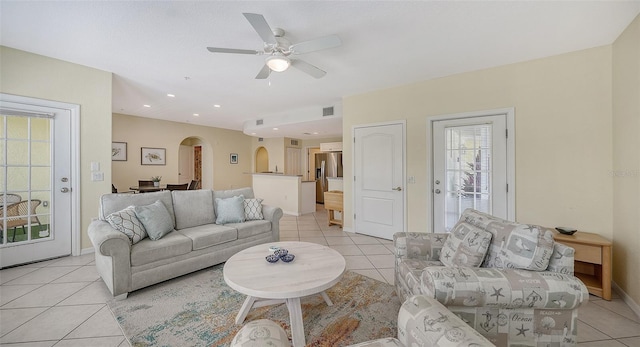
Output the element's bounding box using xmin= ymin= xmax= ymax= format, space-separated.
xmin=224 ymin=241 xmax=346 ymax=347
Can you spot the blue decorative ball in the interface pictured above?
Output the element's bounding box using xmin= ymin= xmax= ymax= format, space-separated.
xmin=265 ymin=254 xmax=280 ymax=263
xmin=281 ymin=254 xmax=295 ymax=263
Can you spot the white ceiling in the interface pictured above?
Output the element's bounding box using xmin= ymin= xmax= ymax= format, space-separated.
xmin=2 ymin=1 xmax=639 ymax=139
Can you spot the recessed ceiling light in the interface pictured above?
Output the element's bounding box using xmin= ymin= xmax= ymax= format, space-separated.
xmin=167 ymin=94 xmax=175 ymax=98
xmin=251 ymin=132 xmax=256 ymax=135
xmin=143 ymin=104 xmax=151 ymax=108
xmin=213 ymin=104 xmax=221 ymax=108
xmin=193 ymin=113 xmax=199 ymax=117
xmin=313 ymin=132 xmax=319 ymax=135
xmin=273 ymin=128 xmax=279 ymax=130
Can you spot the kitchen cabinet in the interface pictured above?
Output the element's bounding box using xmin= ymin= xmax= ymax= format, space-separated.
xmin=320 ymin=142 xmax=343 ymax=152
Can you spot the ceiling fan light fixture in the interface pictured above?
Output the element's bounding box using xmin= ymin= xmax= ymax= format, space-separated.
xmin=266 ymin=55 xmax=290 ymax=72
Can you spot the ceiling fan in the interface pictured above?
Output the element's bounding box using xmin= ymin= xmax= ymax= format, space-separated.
xmin=206 ymin=13 xmax=341 ymax=79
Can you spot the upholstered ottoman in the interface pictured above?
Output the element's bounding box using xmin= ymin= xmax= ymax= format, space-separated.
xmin=230 ymin=319 xmax=291 ymax=347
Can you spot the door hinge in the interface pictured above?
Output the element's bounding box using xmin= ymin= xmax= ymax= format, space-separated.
xmin=506 ymin=183 xmax=509 ymax=192
xmin=354 ymin=214 xmax=356 ymax=220
xmin=505 ymin=129 xmax=508 ymax=138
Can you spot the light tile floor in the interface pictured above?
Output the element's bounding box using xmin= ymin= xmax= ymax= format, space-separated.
xmin=1 ymin=207 xmax=639 ymax=346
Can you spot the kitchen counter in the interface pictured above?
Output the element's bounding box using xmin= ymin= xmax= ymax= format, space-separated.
xmin=252 ymin=174 xmax=316 ymax=216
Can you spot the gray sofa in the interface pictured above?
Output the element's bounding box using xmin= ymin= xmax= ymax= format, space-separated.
xmin=88 ymin=187 xmax=282 ymax=299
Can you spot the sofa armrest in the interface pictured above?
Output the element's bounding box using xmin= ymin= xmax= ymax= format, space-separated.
xmin=88 ymin=220 xmax=132 ymax=296
xmin=262 ymin=204 xmax=283 ymax=242
xmin=398 ymin=295 xmax=494 ymax=347
xmin=547 ymin=242 xmax=575 ymax=275
xmin=393 ymin=232 xmax=448 ymax=261
xmin=421 ymin=266 xmax=589 ymax=310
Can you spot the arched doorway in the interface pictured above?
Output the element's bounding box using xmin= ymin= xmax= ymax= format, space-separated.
xmin=255 ymin=146 xmax=269 ymax=173
xmin=179 ymin=137 xmax=213 ymax=188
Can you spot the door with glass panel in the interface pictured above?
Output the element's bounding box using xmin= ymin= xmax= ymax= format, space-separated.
xmin=432 ymin=113 xmax=512 ymax=232
xmin=0 ymin=101 xmax=72 ymax=268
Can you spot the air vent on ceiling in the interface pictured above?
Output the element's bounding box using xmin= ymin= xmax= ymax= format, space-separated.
xmin=290 ymin=139 xmax=299 ymax=146
xmin=256 ymin=119 xmax=264 ymax=125
xmin=322 ymin=106 xmax=334 ymax=117
xmin=258 ymin=137 xmax=264 ymax=142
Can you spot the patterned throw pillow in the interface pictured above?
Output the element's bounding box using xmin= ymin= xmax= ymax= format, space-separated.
xmin=134 ymin=200 xmax=174 ymax=241
xmin=244 ymin=198 xmax=264 ymax=221
xmin=105 ymin=206 xmax=147 ymax=244
xmin=215 ymin=195 xmax=246 ymax=224
xmin=439 ymin=222 xmax=492 ymax=267
xmin=461 ymin=209 xmax=555 ymax=271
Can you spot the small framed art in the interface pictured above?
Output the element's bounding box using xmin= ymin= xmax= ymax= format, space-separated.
xmin=141 ymin=147 xmax=166 ymax=165
xmin=112 ymin=142 xmax=127 ymax=161
xmin=230 ymin=153 xmax=238 ymax=164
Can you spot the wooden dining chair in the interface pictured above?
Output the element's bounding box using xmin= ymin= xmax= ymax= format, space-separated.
xmin=166 ymin=183 xmax=188 ymax=191
xmin=0 ymin=199 xmax=42 ymax=242
xmin=187 ymin=179 xmax=200 ymax=190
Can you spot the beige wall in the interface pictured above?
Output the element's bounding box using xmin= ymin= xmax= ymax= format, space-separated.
xmin=344 ymin=45 xmax=613 ymax=238
xmin=112 ymin=113 xmax=252 ymax=191
xmin=251 ymin=137 xmax=285 ymax=173
xmin=612 ymin=15 xmax=640 ymax=305
xmin=1 ymin=46 xmax=112 ymax=250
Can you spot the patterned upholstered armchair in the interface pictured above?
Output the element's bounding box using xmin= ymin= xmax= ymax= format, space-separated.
xmin=394 ymin=209 xmax=589 ymax=347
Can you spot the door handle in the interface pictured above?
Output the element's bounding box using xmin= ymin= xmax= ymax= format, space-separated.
xmin=392 ymin=187 xmax=402 ymax=191
xmin=434 ymin=189 xmax=441 ymax=194
xmin=60 ymin=187 xmax=70 ymax=193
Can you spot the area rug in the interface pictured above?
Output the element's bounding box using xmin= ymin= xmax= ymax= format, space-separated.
xmin=107 ymin=264 xmax=401 ymax=347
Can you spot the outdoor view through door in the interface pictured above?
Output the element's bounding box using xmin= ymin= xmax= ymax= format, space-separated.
xmin=432 ymin=110 xmax=514 ymax=232
xmin=0 ymin=97 xmax=74 ymax=268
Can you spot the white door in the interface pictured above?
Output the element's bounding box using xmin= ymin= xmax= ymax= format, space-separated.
xmin=431 ymin=111 xmax=514 ymax=232
xmin=0 ymin=100 xmax=73 ymax=268
xmin=354 ymin=123 xmax=405 ymax=240
xmin=285 ymin=147 xmax=302 ymax=175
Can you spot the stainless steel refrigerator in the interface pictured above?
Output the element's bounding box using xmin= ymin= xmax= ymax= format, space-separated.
xmin=315 ymin=152 xmax=343 ymax=203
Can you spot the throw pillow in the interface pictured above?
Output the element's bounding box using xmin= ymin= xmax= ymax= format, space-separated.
xmin=244 ymin=198 xmax=264 ymax=221
xmin=105 ymin=206 xmax=147 ymax=244
xmin=215 ymin=195 xmax=245 ymax=224
xmin=439 ymin=222 xmax=492 ymax=267
xmin=460 ymin=209 xmax=555 ymax=271
xmin=134 ymin=200 xmax=174 ymax=241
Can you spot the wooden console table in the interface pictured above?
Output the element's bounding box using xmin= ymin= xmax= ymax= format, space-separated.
xmin=553 ymin=230 xmax=612 ymax=300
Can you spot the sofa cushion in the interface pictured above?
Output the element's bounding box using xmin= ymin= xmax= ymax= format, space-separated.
xmin=99 ymin=190 xmax=175 ymax=223
xmin=244 ymin=198 xmax=264 ymax=220
xmin=130 ymin=232 xmax=192 ymax=266
xmin=460 ymin=209 xmax=555 ymax=271
xmin=546 ymin=242 xmax=575 ymax=275
xmin=439 ymin=222 xmax=492 ymax=267
xmin=105 ymin=206 xmax=147 ymax=244
xmin=134 ymin=200 xmax=175 ymax=240
xmin=178 ymin=224 xmax=238 ymax=250
xmin=420 ymin=266 xmax=589 ymax=310
xmin=172 ymin=189 xmax=215 ymax=229
xmin=215 ymin=195 xmax=246 ymax=224
xmin=213 ymin=187 xmax=255 ymax=200
xmin=227 ymin=220 xmax=272 ymax=239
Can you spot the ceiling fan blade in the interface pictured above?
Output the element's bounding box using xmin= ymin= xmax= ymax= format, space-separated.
xmin=291 ymin=59 xmax=326 ymax=79
xmin=243 ymin=13 xmax=277 ymax=45
xmin=207 ymin=47 xmax=262 ymax=55
xmin=255 ymin=65 xmax=271 ymax=79
xmin=290 ymin=35 xmax=342 ymax=55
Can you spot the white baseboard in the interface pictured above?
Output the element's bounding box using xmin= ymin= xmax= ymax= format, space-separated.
xmin=612 ymin=281 xmax=640 ymax=317
xmin=80 ymin=247 xmax=95 ymax=255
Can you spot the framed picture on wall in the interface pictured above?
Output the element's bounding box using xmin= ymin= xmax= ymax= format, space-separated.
xmin=141 ymin=147 xmax=166 ymax=165
xmin=230 ymin=153 xmax=238 ymax=164
xmin=112 ymin=142 xmax=127 ymax=161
